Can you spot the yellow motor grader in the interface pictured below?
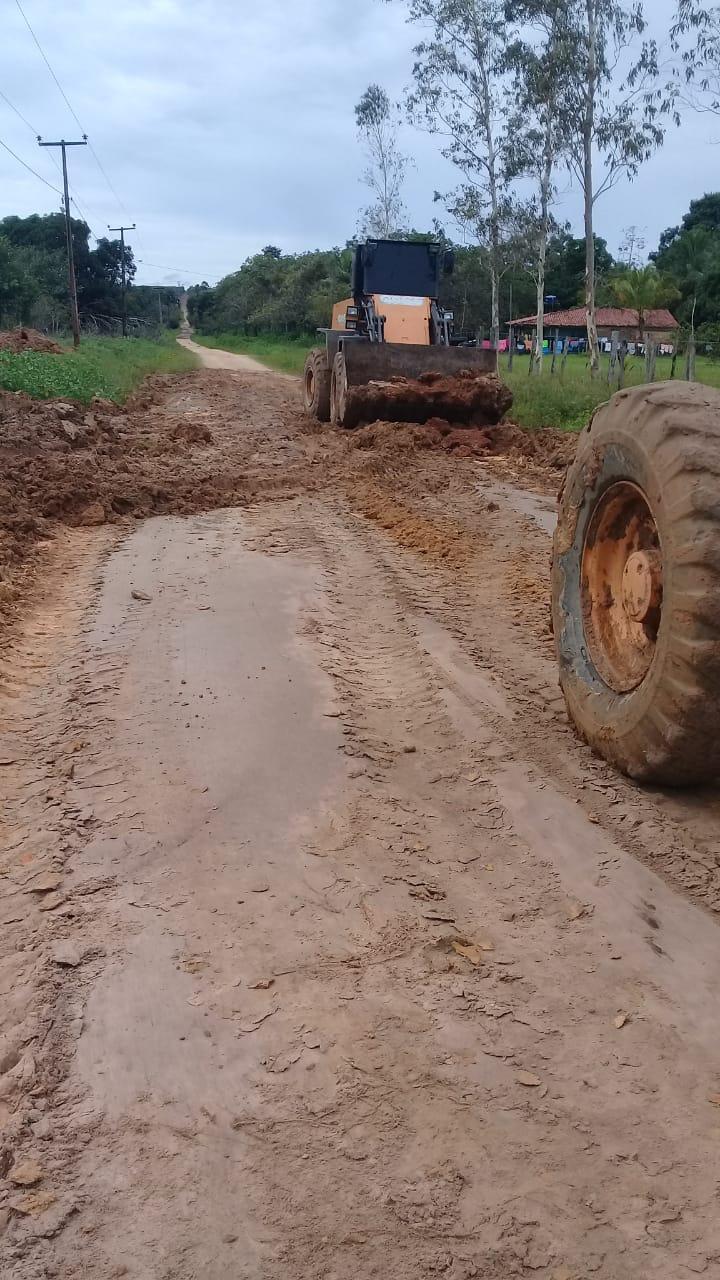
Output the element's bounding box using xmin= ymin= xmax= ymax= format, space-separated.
xmin=302 ymin=238 xmax=500 ymax=429
xmin=303 ymin=240 xmax=720 ymax=788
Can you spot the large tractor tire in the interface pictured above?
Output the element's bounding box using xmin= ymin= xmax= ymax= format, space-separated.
xmin=552 ymin=382 xmax=720 ymax=786
xmin=303 ymin=348 xmax=331 ymax=422
xmin=330 ymin=351 xmax=360 ymax=429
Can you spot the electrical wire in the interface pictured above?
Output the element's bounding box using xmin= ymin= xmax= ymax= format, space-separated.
xmin=0 ymin=81 xmax=101 ymax=238
xmin=0 ymin=133 xmax=61 ymax=195
xmin=13 ymin=0 xmax=137 ymax=242
xmin=0 ymin=85 xmax=38 ymax=137
xmin=13 ymin=0 xmax=85 ymax=135
xmin=136 ymin=260 xmax=212 ymax=280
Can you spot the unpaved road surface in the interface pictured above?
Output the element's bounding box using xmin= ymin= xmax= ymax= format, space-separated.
xmin=177 ymin=335 xmax=283 ymax=374
xmin=2 ymin=352 xmax=720 ymax=1280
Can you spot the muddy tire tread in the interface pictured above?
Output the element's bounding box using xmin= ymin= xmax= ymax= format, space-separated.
xmin=553 ymin=382 xmax=720 ymax=785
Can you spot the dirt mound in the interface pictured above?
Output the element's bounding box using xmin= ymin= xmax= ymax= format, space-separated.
xmin=348 ymin=370 xmax=513 ymax=427
xmin=0 ymin=387 xmax=226 ymax=611
xmin=350 ymin=415 xmax=576 ymax=469
xmin=0 ymin=327 xmax=63 ymax=354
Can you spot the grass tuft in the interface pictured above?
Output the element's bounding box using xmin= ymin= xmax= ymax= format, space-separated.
xmin=0 ymin=335 xmax=198 ymax=404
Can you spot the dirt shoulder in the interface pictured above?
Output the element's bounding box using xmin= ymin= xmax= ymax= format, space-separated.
xmin=2 ymin=366 xmax=720 ymax=1280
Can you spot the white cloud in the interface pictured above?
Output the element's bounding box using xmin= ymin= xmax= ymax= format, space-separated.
xmin=0 ymin=0 xmax=716 ymax=285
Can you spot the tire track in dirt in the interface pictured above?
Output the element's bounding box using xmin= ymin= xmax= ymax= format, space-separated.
xmin=2 ymin=367 xmax=720 ymax=1279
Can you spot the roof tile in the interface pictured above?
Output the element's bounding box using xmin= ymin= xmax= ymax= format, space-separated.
xmin=511 ymin=307 xmax=678 ymax=329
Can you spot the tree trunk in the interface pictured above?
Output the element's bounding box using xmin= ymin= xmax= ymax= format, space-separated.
xmin=584 ymin=0 xmax=600 ymax=378
xmin=686 ymin=297 xmax=698 ymax=381
xmin=508 ymin=326 xmax=514 ymax=372
xmin=532 ymin=146 xmax=552 ymax=377
xmin=490 ymin=263 xmax=500 ymax=354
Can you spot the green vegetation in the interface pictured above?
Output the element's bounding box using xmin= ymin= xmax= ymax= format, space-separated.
xmin=0 ymin=212 xmax=184 ymax=335
xmin=0 ymin=336 xmax=197 ymax=404
xmin=502 ymin=354 xmax=720 ymax=431
xmin=187 ymin=232 xmax=613 ymax=344
xmin=192 ymin=330 xmax=720 ymax=432
xmin=193 ymin=333 xmax=312 ymax=374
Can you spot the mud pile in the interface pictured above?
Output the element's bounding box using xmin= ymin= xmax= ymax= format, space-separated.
xmin=0 ymin=366 xmax=574 ymax=628
xmin=346 ymin=369 xmax=513 ymax=427
xmin=0 ymin=327 xmax=63 ymax=354
xmin=0 ymin=387 xmax=225 ymax=610
xmin=350 ymin=415 xmax=576 ymax=469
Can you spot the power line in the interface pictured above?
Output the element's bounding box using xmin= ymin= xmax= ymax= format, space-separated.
xmin=13 ymin=0 xmax=134 ymax=237
xmin=0 ymin=133 xmax=61 ymax=195
xmin=13 ymin=0 xmax=85 ymax=135
xmin=0 ymin=85 xmax=37 ymax=136
xmin=0 ymin=82 xmax=100 ymax=237
xmin=137 ymin=259 xmax=210 ymax=279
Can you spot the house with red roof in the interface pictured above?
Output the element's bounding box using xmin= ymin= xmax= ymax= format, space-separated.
xmin=511 ymin=306 xmax=679 ymax=348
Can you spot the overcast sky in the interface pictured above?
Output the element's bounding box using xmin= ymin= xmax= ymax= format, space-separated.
xmin=1 ymin=0 xmax=718 ymax=286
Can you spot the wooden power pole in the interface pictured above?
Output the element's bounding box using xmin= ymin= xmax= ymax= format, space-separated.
xmin=108 ymin=223 xmax=136 ymax=338
xmin=38 ymin=136 xmax=87 ymax=348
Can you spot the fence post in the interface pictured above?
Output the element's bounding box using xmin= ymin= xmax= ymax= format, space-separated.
xmin=608 ymin=330 xmax=619 ymax=386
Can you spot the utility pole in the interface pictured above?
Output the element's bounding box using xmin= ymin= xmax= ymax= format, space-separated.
xmin=108 ymin=223 xmax=136 ymax=338
xmin=38 ymin=136 xmax=87 ymax=348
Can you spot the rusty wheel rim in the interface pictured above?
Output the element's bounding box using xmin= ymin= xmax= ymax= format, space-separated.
xmin=581 ymin=482 xmax=663 ymax=693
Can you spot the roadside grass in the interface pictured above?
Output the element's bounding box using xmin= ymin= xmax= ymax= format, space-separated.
xmin=193 ymin=333 xmax=312 ymax=375
xmin=192 ymin=333 xmax=720 ymax=431
xmin=503 ymin=353 xmax=720 ymax=431
xmin=0 ymin=335 xmax=198 ymax=404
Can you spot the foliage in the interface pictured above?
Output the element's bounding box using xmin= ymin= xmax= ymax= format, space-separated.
xmin=554 ymin=2 xmax=671 ymax=372
xmin=403 ymin=0 xmax=518 ymax=349
xmin=545 ymin=230 xmax=615 ymax=307
xmin=671 ymin=2 xmax=720 ymax=113
xmin=187 ymin=228 xmax=622 ymax=342
xmin=0 ymin=336 xmax=197 ymax=404
xmin=0 ymin=212 xmax=177 ymax=335
xmin=505 ymin=0 xmax=574 ymax=371
xmin=608 ymin=265 xmax=679 ymax=340
xmin=653 ymin=220 xmax=720 ymax=331
xmin=656 ymin=191 xmax=720 ymax=256
xmin=188 ymin=246 xmax=353 ymax=336
xmin=355 ymin=84 xmax=408 ymax=238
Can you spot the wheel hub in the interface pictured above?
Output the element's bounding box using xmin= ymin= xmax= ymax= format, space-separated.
xmin=621 ymin=550 xmax=662 ymax=623
xmin=581 ymin=482 xmax=663 ymax=693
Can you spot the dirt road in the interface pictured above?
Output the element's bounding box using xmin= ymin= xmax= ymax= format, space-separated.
xmin=177 ymin=335 xmax=279 ymax=373
xmin=2 ymin=353 xmax=720 ymax=1280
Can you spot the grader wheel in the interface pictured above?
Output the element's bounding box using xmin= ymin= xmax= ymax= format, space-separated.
xmin=302 ymin=348 xmax=331 ymax=422
xmin=330 ymin=351 xmax=361 ymax=429
xmin=552 ymin=382 xmax=720 ymax=786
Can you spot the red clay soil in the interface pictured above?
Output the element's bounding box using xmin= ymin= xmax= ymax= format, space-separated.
xmin=350 ymin=415 xmax=576 ymax=468
xmin=0 ymin=327 xmax=63 ymax=354
xmin=0 ymin=370 xmax=575 ymax=630
xmin=346 ymin=369 xmax=513 ymax=427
